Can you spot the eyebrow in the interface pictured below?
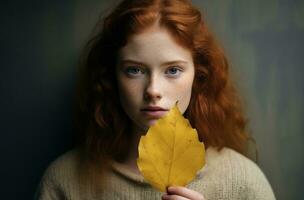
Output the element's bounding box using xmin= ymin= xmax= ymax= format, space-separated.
xmin=120 ymin=59 xmax=188 ymax=66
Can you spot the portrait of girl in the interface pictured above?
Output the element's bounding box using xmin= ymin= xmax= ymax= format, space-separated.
xmin=35 ymin=0 xmax=276 ymax=199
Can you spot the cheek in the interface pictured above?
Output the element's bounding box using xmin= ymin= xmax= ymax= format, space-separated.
xmin=117 ymin=79 xmax=142 ymax=105
xmin=172 ymin=76 xmax=194 ymax=112
xmin=178 ymin=82 xmax=193 ymax=103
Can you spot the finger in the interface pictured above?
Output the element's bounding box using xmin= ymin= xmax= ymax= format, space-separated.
xmin=167 ymin=186 xmax=205 ymax=200
xmin=162 ymin=194 xmax=189 ymax=200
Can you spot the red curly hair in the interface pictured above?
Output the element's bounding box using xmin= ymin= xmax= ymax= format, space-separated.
xmin=73 ymin=0 xmax=254 ymax=167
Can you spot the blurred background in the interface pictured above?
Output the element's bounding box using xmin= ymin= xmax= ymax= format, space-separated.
xmin=1 ymin=0 xmax=303 ymax=199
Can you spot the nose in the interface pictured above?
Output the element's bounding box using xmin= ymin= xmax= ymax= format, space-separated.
xmin=144 ymin=74 xmax=162 ymax=102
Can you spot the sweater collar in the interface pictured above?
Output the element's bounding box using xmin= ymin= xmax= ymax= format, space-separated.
xmin=109 ymin=150 xmax=210 ymax=186
xmin=110 ymin=160 xmax=149 ymax=184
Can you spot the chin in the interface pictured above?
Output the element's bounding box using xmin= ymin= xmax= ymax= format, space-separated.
xmin=147 ymin=119 xmax=159 ymax=126
xmin=134 ymin=119 xmax=160 ymax=133
xmin=139 ymin=121 xmax=157 ymax=132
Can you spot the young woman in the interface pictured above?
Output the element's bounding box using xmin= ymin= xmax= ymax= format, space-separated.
xmin=35 ymin=0 xmax=276 ymax=199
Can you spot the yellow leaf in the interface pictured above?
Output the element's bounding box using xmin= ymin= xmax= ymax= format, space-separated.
xmin=137 ymin=103 xmax=205 ymax=192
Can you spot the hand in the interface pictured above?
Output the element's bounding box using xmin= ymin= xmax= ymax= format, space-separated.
xmin=161 ymin=186 xmax=206 ymax=200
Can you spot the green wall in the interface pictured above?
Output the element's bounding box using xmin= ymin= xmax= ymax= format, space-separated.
xmin=73 ymin=0 xmax=303 ymax=198
xmin=194 ymin=1 xmax=304 ymax=199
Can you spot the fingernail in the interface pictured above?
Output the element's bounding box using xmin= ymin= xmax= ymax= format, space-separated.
xmin=167 ymin=186 xmax=174 ymax=192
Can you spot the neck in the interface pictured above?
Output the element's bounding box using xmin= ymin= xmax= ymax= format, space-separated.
xmin=123 ymin=126 xmax=147 ymax=174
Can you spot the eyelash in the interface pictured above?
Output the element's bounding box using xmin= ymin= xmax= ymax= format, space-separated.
xmin=165 ymin=66 xmax=183 ymax=77
xmin=124 ymin=66 xmax=144 ymax=77
xmin=124 ymin=66 xmax=183 ymax=78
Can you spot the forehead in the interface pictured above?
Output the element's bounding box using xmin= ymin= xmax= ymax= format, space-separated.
xmin=119 ymin=27 xmax=193 ymax=64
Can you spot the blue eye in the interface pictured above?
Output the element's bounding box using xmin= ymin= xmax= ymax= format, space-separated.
xmin=165 ymin=67 xmax=182 ymax=77
xmin=125 ymin=66 xmax=144 ymax=77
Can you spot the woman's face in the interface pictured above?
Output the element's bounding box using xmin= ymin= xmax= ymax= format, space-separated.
xmin=116 ymin=26 xmax=195 ymax=132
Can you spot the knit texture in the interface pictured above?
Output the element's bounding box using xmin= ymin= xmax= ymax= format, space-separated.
xmin=35 ymin=147 xmax=276 ymax=200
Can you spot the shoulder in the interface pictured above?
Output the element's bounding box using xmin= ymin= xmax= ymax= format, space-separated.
xmin=206 ymin=146 xmax=257 ymax=169
xmin=205 ymin=147 xmax=276 ymax=199
xmin=42 ymin=149 xmax=81 ymax=183
xmin=206 ymin=146 xmax=259 ymax=171
xmin=35 ymin=149 xmax=82 ymax=199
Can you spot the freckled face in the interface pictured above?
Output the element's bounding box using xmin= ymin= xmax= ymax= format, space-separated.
xmin=116 ymin=27 xmax=195 ymax=132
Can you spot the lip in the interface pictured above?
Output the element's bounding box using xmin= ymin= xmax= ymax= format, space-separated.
xmin=141 ymin=110 xmax=168 ymax=118
xmin=141 ymin=106 xmax=168 ymax=111
xmin=140 ymin=106 xmax=168 ymax=118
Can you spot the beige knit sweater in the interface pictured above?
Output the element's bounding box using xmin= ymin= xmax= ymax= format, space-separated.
xmin=35 ymin=147 xmax=276 ymax=200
